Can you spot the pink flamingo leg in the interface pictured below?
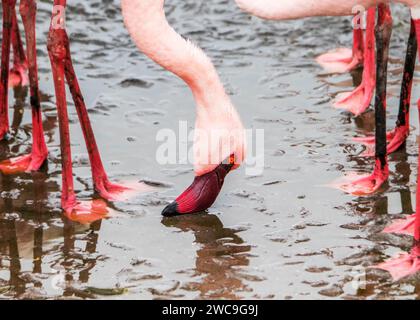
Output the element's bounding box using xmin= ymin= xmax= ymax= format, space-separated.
xmin=353 ymin=126 xmax=409 ymax=157
xmin=63 ymin=50 xmax=143 ymax=201
xmin=316 ymin=21 xmax=364 ymax=73
xmin=354 ymin=19 xmax=417 ymax=157
xmin=376 ymin=144 xmax=420 ymax=280
xmin=47 ymin=1 xmax=145 ymax=220
xmin=333 ymin=8 xmax=377 ymax=116
xmin=333 ymin=5 xmax=392 ymax=196
xmin=9 ymin=5 xmax=28 ymax=88
xmin=373 ymin=17 xmax=420 ymax=281
xmin=60 ymin=26 xmax=145 ymax=201
xmin=0 ymin=0 xmax=16 ymax=141
xmin=0 ymin=0 xmax=49 ymax=174
xmin=332 ymin=159 xmax=388 ymax=196
xmin=47 ymin=0 xmax=109 ymax=220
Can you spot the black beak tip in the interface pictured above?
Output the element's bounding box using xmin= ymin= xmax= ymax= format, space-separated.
xmin=2 ymin=133 xmax=11 ymax=142
xmin=162 ymin=202 xmax=180 ymax=217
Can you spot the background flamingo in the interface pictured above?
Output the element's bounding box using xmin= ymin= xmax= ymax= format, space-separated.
xmin=235 ymin=0 xmax=420 ymax=278
xmin=235 ymin=1 xmax=390 ymax=197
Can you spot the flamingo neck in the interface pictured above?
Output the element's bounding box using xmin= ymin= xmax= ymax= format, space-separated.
xmin=121 ymin=0 xmax=229 ymax=111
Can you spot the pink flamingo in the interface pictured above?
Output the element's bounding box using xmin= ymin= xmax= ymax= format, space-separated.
xmin=235 ymin=1 xmax=414 ymax=195
xmin=121 ymin=0 xmax=246 ymax=217
xmin=0 ymin=0 xmax=145 ymax=221
xmin=235 ymin=0 xmax=420 ymax=278
xmin=372 ymin=15 xmax=420 ymax=281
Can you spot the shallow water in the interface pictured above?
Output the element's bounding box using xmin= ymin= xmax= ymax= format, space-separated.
xmin=0 ymin=0 xmax=420 ymax=300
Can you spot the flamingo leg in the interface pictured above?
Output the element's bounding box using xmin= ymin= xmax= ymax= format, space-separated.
xmin=60 ymin=17 xmax=147 ymax=202
xmin=63 ymin=49 xmax=134 ymax=201
xmin=333 ymin=5 xmax=392 ymax=196
xmin=0 ymin=0 xmax=16 ymax=141
xmin=46 ymin=0 xmax=109 ymax=219
xmin=1 ymin=3 xmax=29 ymax=89
xmin=373 ymin=15 xmax=420 ymax=281
xmin=0 ymin=0 xmax=49 ymax=174
xmin=9 ymin=4 xmax=28 ymax=88
xmin=47 ymin=1 xmax=145 ymax=220
xmin=333 ymin=7 xmax=377 ymax=116
xmin=354 ymin=19 xmax=417 ymax=157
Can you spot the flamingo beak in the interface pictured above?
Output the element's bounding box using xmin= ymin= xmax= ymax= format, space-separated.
xmin=162 ymin=162 xmax=233 ymax=217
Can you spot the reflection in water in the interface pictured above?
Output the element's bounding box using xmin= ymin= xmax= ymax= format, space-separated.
xmin=162 ymin=214 xmax=251 ymax=299
xmin=0 ymin=216 xmax=102 ymax=299
xmin=342 ymin=147 xmax=419 ymax=298
xmin=10 ymin=86 xmax=28 ymax=134
xmin=0 ymin=0 xmax=417 ymax=299
xmin=61 ymin=219 xmax=103 ymax=298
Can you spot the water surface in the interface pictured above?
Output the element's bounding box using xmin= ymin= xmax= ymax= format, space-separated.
xmin=0 ymin=0 xmax=419 ymax=299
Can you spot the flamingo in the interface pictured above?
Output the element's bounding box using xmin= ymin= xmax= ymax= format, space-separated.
xmin=121 ymin=0 xmax=246 ymax=217
xmin=235 ymin=0 xmax=420 ymax=277
xmin=0 ymin=0 xmax=145 ymax=220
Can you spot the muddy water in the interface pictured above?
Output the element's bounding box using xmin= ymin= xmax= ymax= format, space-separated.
xmin=0 ymin=1 xmax=420 ymax=299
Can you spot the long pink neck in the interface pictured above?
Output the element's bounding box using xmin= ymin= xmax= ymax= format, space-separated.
xmin=121 ymin=0 xmax=229 ymax=110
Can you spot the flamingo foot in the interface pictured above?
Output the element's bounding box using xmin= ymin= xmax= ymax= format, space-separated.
xmin=162 ymin=162 xmax=233 ymax=217
xmin=316 ymin=48 xmax=362 ymax=73
xmin=353 ymin=126 xmax=409 ymax=157
xmin=373 ymin=250 xmax=420 ymax=281
xmin=333 ymin=83 xmax=374 ymax=116
xmin=331 ymin=160 xmax=388 ymax=196
xmin=64 ymin=199 xmax=110 ymax=225
xmin=95 ymin=178 xmax=154 ymax=202
xmin=0 ymin=153 xmax=47 ymax=174
xmin=383 ymin=214 xmax=415 ymax=236
xmin=9 ymin=64 xmax=29 ymax=88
